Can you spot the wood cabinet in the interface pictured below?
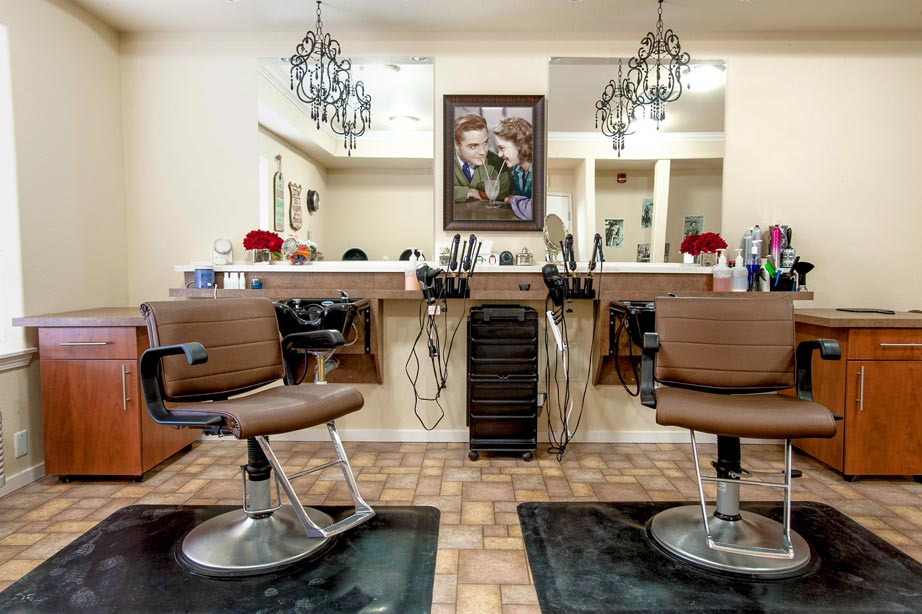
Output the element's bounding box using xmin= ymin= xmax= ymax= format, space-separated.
xmin=32 ymin=318 xmax=199 ymax=480
xmin=793 ymin=311 xmax=922 ymax=481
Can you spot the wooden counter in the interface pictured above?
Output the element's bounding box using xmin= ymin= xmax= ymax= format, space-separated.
xmin=792 ymin=309 xmax=922 ymax=482
xmin=13 ymin=308 xmax=198 ymax=481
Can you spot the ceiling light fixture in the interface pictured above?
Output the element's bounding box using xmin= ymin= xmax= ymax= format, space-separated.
xmin=289 ymin=0 xmax=371 ymax=155
xmin=595 ymin=0 xmax=690 ymax=155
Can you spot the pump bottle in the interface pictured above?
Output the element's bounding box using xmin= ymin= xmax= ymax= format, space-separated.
xmin=712 ymin=249 xmax=731 ymax=292
xmin=731 ymin=249 xmax=748 ymax=292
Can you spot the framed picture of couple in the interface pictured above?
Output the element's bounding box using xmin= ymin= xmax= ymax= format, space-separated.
xmin=443 ymin=94 xmax=545 ymax=231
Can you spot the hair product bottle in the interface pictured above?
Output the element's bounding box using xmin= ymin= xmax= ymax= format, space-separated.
xmin=712 ymin=249 xmax=731 ymax=292
xmin=731 ymin=249 xmax=748 ymax=292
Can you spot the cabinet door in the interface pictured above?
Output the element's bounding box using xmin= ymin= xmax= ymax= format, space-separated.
xmin=41 ymin=359 xmax=142 ymax=476
xmin=844 ymin=361 xmax=922 ymax=476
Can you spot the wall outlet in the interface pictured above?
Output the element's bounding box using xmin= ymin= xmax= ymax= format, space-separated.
xmin=14 ymin=430 xmax=28 ymax=458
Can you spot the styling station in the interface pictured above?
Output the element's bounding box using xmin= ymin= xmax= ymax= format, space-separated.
xmin=4 ymin=1 xmax=922 ymax=613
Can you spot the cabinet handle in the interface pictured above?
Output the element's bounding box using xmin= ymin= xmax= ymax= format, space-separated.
xmin=878 ymin=343 xmax=922 ymax=347
xmin=60 ymin=341 xmax=109 ymax=346
xmin=856 ymin=366 xmax=865 ymax=412
xmin=121 ymin=364 xmax=129 ymax=411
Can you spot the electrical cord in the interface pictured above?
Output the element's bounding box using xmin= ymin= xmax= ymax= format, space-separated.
xmin=612 ymin=312 xmax=641 ymax=396
xmin=405 ymin=288 xmax=468 ymax=431
xmin=544 ymin=261 xmax=603 ymax=461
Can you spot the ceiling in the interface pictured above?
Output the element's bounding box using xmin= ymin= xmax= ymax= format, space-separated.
xmin=70 ymin=0 xmax=922 ymax=34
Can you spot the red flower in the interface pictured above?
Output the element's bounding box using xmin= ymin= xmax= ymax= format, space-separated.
xmin=243 ymin=230 xmax=283 ymax=252
xmin=680 ymin=232 xmax=727 ymax=256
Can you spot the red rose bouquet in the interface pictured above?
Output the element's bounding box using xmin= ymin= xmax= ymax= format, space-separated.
xmin=243 ymin=229 xmax=284 ymax=253
xmin=679 ymin=232 xmax=727 ymax=256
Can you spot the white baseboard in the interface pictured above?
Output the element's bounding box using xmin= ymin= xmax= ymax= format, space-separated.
xmin=232 ymin=428 xmax=778 ymax=446
xmin=0 ymin=462 xmax=46 ymax=497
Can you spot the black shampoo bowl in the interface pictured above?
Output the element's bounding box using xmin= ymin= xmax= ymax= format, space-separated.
xmin=273 ymin=296 xmax=369 ymax=339
xmin=273 ymin=296 xmax=371 ymax=384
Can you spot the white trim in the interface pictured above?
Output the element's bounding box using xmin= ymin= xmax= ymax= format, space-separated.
xmin=0 ymin=461 xmax=45 ymax=497
xmin=0 ymin=348 xmax=36 ymax=373
xmin=549 ymin=131 xmax=725 ymax=143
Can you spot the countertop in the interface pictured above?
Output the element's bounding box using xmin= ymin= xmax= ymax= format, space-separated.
xmin=794 ymin=309 xmax=922 ymax=328
xmin=12 ymin=307 xmax=146 ymax=328
xmin=176 ymin=261 xmax=712 ymax=275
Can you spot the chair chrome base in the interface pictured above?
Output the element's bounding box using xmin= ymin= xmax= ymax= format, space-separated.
xmin=180 ymin=505 xmax=335 ymax=577
xmin=649 ymin=505 xmax=812 ymax=578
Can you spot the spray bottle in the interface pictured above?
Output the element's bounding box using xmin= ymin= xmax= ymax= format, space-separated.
xmin=747 ymin=239 xmax=762 ymax=291
xmin=731 ymin=248 xmax=748 ymax=292
xmin=751 ymin=225 xmax=763 ymax=258
xmin=712 ymin=249 xmax=731 ymax=292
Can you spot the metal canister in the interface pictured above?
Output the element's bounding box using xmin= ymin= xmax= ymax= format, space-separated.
xmin=516 ymin=248 xmax=534 ymax=266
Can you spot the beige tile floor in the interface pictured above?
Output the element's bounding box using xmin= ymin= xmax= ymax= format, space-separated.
xmin=1 ymin=440 xmax=922 ymax=613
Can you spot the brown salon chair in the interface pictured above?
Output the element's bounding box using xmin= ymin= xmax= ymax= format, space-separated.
xmin=640 ymin=297 xmax=839 ymax=577
xmin=138 ymin=298 xmax=374 ymax=577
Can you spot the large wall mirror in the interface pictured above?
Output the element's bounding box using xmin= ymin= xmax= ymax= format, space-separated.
xmin=547 ymin=57 xmax=726 ymax=263
xmin=256 ymin=57 xmax=434 ymax=261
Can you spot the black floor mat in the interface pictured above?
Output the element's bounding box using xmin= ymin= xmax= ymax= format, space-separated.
xmin=518 ymin=501 xmax=922 ymax=614
xmin=0 ymin=504 xmax=439 ymax=614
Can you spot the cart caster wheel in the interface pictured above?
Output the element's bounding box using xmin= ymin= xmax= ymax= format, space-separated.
xmin=522 ymin=452 xmax=534 ymax=462
xmin=844 ymin=474 xmax=857 ymax=482
xmin=913 ymin=475 xmax=922 ymax=484
xmin=59 ymin=476 xmax=72 ymax=484
xmin=468 ymin=451 xmax=479 ymax=461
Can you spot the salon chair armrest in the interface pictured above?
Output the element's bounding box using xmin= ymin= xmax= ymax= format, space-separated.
xmin=795 ymin=338 xmax=841 ymax=402
xmin=640 ymin=332 xmax=660 ymax=409
xmin=139 ymin=343 xmax=225 ymax=428
xmin=282 ymin=329 xmax=345 ymax=352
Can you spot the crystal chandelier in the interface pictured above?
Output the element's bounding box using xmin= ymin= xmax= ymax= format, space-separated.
xmin=595 ymin=59 xmax=637 ymax=157
xmin=290 ymin=1 xmax=371 ymax=155
xmin=595 ymin=0 xmax=690 ymax=154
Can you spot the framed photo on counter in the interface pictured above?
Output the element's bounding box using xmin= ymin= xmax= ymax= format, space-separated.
xmin=443 ymin=94 xmax=545 ymax=231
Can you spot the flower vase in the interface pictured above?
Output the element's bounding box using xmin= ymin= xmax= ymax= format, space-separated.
xmin=682 ymin=253 xmax=695 ymax=265
xmin=700 ymin=252 xmax=718 ymax=267
xmin=251 ymin=249 xmax=271 ymax=264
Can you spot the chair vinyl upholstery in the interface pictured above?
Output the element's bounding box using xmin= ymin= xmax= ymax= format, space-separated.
xmin=141 ymin=298 xmax=364 ymax=439
xmin=652 ymin=297 xmax=836 ymax=440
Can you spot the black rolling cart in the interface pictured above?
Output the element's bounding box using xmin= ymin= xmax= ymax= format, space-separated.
xmin=466 ymin=305 xmax=539 ymax=461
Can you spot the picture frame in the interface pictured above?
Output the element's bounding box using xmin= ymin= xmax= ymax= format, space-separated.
xmin=443 ymin=95 xmax=545 ymax=231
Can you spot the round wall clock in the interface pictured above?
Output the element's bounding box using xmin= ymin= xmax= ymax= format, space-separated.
xmin=307 ymin=189 xmax=320 ymax=214
xmin=212 ymin=238 xmax=233 ymax=265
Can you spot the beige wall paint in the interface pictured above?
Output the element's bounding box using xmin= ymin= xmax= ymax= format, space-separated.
xmin=666 ymin=169 xmax=723 ymax=263
xmin=257 ymin=127 xmax=326 ymax=248
xmin=326 ymin=168 xmax=433 ymax=261
xmin=120 ymin=38 xmax=257 ymax=301
xmin=0 ymin=0 xmax=123 ymax=483
xmin=596 ymin=169 xmax=654 ymax=262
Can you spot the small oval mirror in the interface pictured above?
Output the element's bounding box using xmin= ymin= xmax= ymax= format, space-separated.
xmin=544 ymin=213 xmax=567 ymax=262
